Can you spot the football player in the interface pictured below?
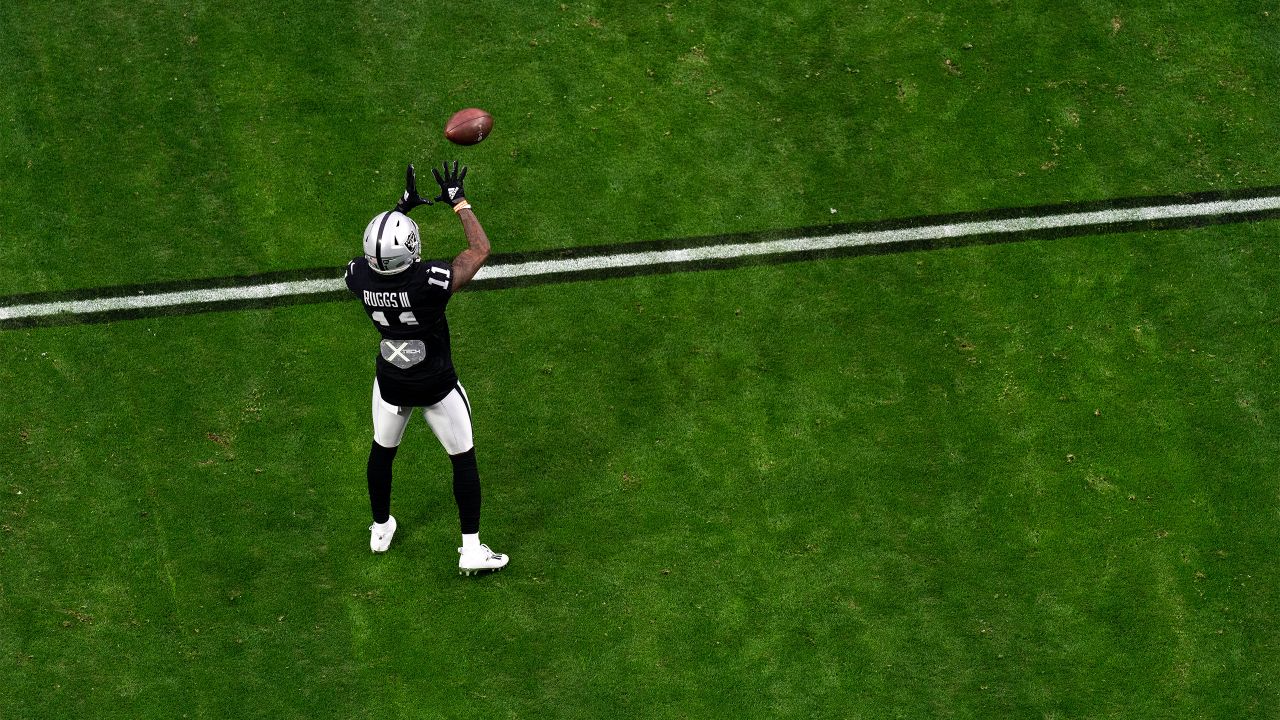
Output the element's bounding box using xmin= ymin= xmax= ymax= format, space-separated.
xmin=344 ymin=161 xmax=508 ymax=576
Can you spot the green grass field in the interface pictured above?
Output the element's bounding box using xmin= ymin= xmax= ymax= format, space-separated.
xmin=3 ymin=2 xmax=1279 ymax=718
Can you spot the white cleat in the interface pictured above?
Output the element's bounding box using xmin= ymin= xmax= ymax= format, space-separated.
xmin=370 ymin=516 xmax=397 ymax=553
xmin=458 ymin=544 xmax=509 ymax=576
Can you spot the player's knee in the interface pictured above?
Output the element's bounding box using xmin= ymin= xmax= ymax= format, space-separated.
xmin=449 ymin=446 xmax=477 ymax=466
xmin=369 ymin=439 xmax=399 ymax=463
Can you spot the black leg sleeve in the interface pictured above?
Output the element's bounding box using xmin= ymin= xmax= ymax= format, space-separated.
xmin=450 ymin=448 xmax=482 ymax=535
xmin=367 ymin=441 xmax=398 ymax=524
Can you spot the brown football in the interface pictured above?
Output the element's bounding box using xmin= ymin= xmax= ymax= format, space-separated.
xmin=444 ymin=108 xmax=494 ymax=146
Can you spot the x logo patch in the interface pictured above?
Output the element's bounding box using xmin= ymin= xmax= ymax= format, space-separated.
xmin=383 ymin=341 xmax=411 ymax=363
xmin=379 ymin=339 xmax=425 ymax=369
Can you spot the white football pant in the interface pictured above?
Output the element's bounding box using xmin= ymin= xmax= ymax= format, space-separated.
xmin=371 ymin=378 xmax=474 ymax=455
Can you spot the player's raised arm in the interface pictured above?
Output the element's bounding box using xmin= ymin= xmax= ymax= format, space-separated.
xmin=432 ymin=161 xmax=490 ymax=291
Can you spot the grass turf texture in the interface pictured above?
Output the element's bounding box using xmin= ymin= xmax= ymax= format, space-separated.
xmin=2 ymin=2 xmax=1279 ymax=295
xmin=3 ymin=225 xmax=1279 ymax=718
xmin=4 ymin=1 xmax=1280 ymax=718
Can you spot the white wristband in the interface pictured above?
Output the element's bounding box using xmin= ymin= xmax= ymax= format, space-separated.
xmin=453 ymin=201 xmax=472 ymax=213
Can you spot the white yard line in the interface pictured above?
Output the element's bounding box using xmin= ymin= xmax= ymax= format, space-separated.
xmin=478 ymin=195 xmax=1280 ymax=279
xmin=3 ymin=194 xmax=1278 ymax=322
xmin=0 ymin=278 xmax=343 ymax=321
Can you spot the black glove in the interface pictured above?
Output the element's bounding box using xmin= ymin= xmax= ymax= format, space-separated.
xmin=395 ymin=163 xmax=433 ymax=214
xmin=432 ymin=161 xmax=469 ymax=208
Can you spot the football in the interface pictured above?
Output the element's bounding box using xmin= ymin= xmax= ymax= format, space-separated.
xmin=444 ymin=108 xmax=494 ymax=146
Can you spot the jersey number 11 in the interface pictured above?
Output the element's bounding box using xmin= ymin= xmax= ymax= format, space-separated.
xmin=371 ymin=311 xmax=419 ymax=327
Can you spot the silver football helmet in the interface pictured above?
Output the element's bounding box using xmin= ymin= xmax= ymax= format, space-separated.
xmin=363 ymin=210 xmax=420 ymax=274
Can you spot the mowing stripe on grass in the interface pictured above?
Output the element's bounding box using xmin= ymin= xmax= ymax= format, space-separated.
xmin=4 ymin=189 xmax=1280 ymax=329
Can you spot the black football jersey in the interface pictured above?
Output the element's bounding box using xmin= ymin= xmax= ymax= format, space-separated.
xmin=346 ymin=257 xmax=458 ymax=407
